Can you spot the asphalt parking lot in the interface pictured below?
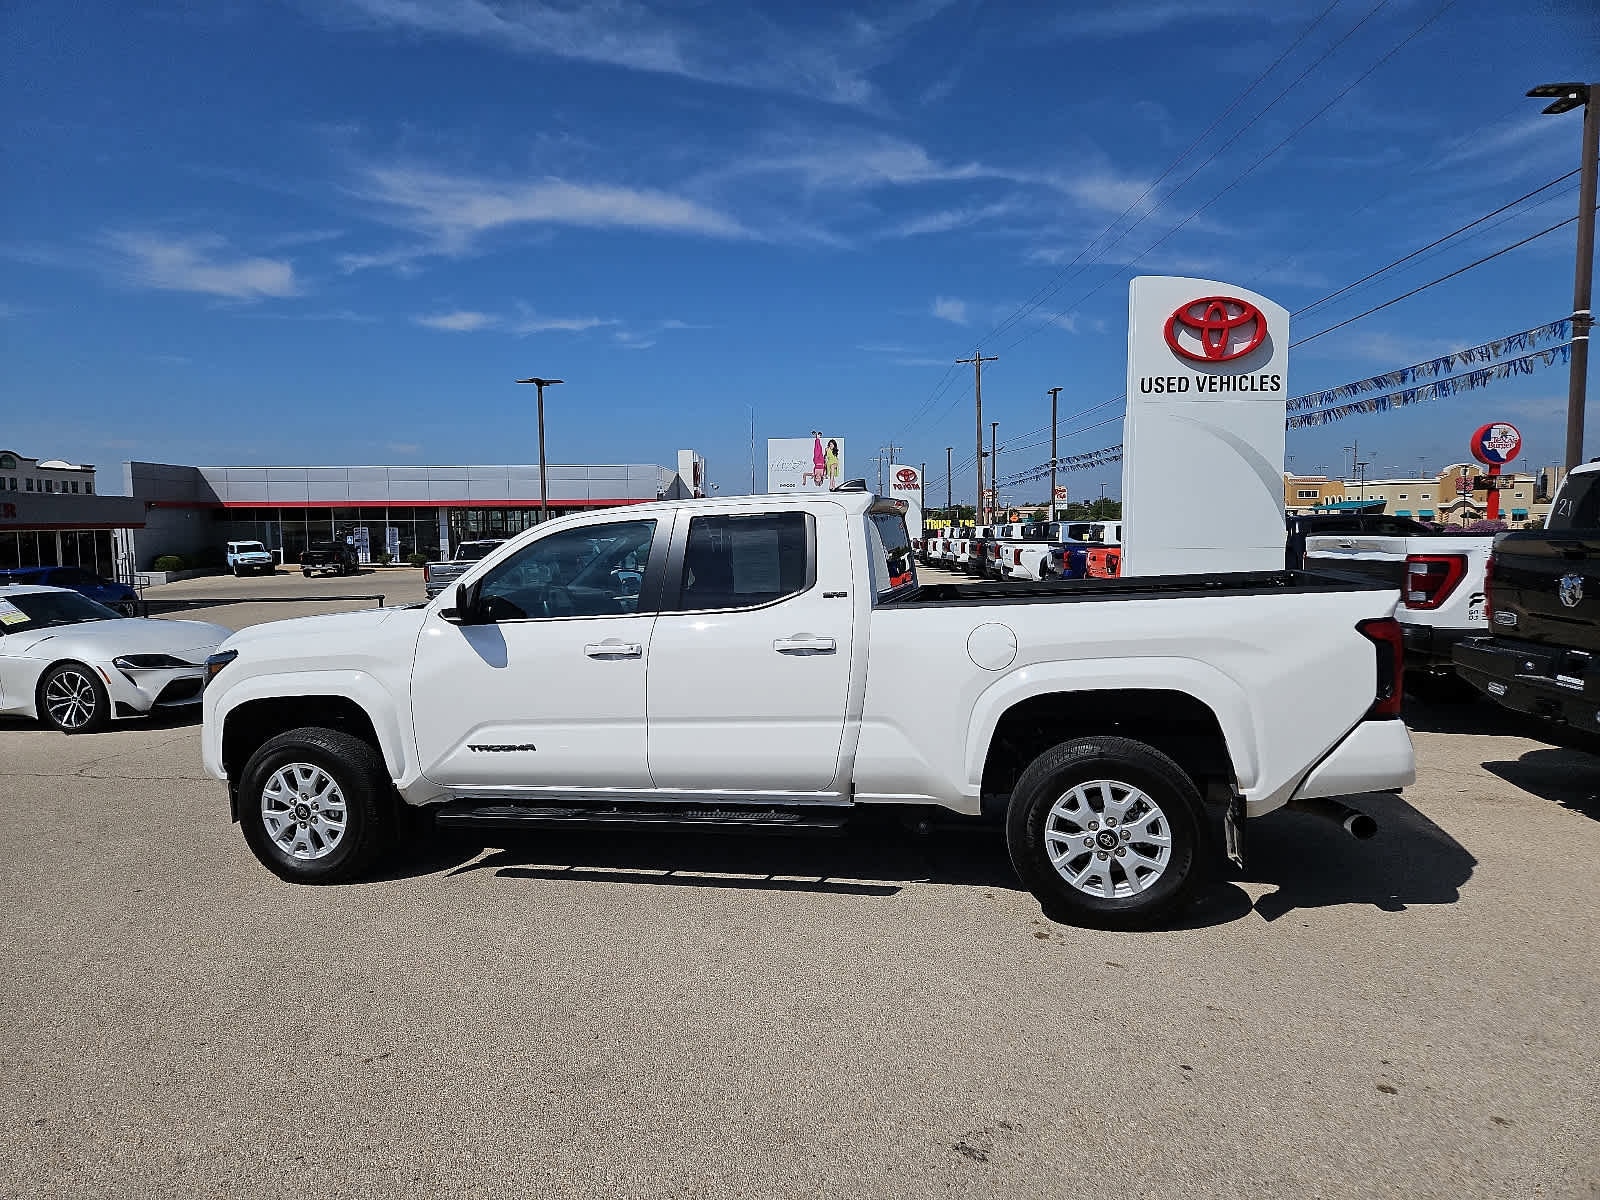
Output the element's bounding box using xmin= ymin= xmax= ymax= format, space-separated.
xmin=2 ymin=572 xmax=1597 ymax=1198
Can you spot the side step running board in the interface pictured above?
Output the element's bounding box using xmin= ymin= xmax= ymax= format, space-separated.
xmin=435 ymin=799 xmax=851 ymax=832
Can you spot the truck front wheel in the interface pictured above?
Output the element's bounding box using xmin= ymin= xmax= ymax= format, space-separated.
xmin=238 ymin=727 xmax=394 ymax=884
xmin=1006 ymin=736 xmax=1208 ymax=927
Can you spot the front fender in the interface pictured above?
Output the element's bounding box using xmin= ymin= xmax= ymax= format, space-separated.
xmin=203 ymin=669 xmax=414 ymax=784
xmin=962 ymin=657 xmax=1259 ymax=793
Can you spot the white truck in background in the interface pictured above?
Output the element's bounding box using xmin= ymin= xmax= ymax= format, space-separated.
xmin=203 ymin=487 xmax=1414 ymax=927
xmin=1300 ymin=514 xmax=1493 ymax=686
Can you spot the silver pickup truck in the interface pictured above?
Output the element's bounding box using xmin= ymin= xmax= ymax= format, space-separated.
xmin=423 ymin=539 xmax=507 ymax=599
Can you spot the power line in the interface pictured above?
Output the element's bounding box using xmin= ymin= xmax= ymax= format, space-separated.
xmin=890 ymin=0 xmax=1350 ymax=453
xmin=1291 ymin=215 xmax=1580 ymax=347
xmin=973 ymin=201 xmax=1574 ymax=489
xmin=1006 ymin=0 xmax=1457 ymax=352
xmin=1295 ymin=169 xmax=1581 ymax=319
xmin=980 ymin=0 xmax=1353 ymax=348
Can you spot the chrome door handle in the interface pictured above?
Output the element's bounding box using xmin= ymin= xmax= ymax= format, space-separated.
xmin=774 ymin=635 xmax=837 ymax=654
xmin=585 ymin=641 xmax=642 ymax=658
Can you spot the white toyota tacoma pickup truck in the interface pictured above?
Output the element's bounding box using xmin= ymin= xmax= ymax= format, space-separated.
xmin=201 ymin=486 xmax=1415 ymax=925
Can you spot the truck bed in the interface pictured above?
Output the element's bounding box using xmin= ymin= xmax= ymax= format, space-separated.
xmin=891 ymin=568 xmax=1393 ymax=607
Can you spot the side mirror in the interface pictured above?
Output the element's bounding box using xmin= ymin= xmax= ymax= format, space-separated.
xmin=451 ymin=579 xmax=488 ymax=625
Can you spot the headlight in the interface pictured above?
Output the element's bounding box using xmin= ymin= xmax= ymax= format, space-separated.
xmin=113 ymin=654 xmax=191 ymax=670
xmin=204 ymin=649 xmax=238 ymax=687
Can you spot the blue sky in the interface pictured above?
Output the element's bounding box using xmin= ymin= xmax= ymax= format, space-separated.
xmin=3 ymin=0 xmax=1597 ymax=499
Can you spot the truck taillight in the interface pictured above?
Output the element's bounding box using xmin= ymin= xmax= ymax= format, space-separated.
xmin=1357 ymin=617 xmax=1405 ymax=720
xmin=423 ymin=564 xmax=431 ymax=583
xmin=1403 ymin=553 xmax=1466 ymax=610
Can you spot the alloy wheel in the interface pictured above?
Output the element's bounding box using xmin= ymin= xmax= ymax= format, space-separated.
xmin=43 ymin=669 xmax=99 ymax=731
xmin=1042 ymin=779 xmax=1174 ymax=898
xmin=261 ymin=763 xmax=349 ymax=861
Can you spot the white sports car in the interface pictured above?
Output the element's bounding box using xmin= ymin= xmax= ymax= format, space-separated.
xmin=0 ymin=584 xmax=231 ymax=734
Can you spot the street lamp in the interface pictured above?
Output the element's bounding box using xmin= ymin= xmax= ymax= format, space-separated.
xmin=515 ymin=377 xmax=564 ymax=523
xmin=1527 ymin=81 xmax=1598 ymax=469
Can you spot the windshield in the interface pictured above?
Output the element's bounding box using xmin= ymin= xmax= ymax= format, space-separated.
xmin=0 ymin=590 xmax=121 ymax=633
xmin=1066 ymin=523 xmax=1106 ymax=543
xmin=232 ymin=542 xmax=266 ymax=553
xmin=309 ymin=541 xmax=339 ymax=552
xmin=457 ymin=541 xmax=503 ymax=561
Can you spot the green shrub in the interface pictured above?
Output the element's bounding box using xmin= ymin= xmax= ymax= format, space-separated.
xmin=406 ymin=552 xmax=428 ymax=567
xmin=378 ymin=551 xmax=394 ymax=565
xmin=153 ymin=555 xmax=185 ymax=572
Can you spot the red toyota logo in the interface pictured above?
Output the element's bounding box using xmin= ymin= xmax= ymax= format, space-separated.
xmin=895 ymin=468 xmax=918 ymax=485
xmin=1165 ymin=296 xmax=1267 ymax=363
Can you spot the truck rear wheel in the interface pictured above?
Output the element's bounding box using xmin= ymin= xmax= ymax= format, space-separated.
xmin=1006 ymin=736 xmax=1208 ymax=927
xmin=238 ymin=727 xmax=394 ymax=884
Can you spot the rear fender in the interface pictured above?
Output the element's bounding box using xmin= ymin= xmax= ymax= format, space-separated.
xmin=964 ymin=657 xmax=1257 ymax=792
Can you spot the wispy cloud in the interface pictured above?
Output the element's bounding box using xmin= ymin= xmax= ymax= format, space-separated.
xmin=1056 ymin=1 xmax=1300 ymax=37
xmin=320 ymin=0 xmax=950 ymax=107
xmin=415 ymin=309 xmax=496 ymax=332
xmin=346 ymin=163 xmax=750 ymax=269
xmin=385 ymin=441 xmax=421 ymax=455
xmin=931 ymin=295 xmax=967 ymax=324
xmin=101 ymin=231 xmax=299 ymax=300
xmin=412 ymin=305 xmax=622 ymax=337
xmin=0 ymin=301 xmax=38 ymax=319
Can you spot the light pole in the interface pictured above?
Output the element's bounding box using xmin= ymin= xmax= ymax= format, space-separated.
xmin=1528 ymin=82 xmax=1599 ymax=469
xmin=944 ymin=447 xmax=953 ymax=517
xmin=989 ymin=420 xmax=999 ymax=521
xmin=515 ymin=376 xmax=563 ymax=523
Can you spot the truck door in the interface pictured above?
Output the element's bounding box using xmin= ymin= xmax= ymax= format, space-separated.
xmin=410 ymin=516 xmax=667 ymax=790
xmin=646 ymin=505 xmax=853 ymax=792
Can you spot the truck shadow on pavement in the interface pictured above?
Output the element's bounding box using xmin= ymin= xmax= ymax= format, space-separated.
xmin=1227 ymin=793 xmax=1477 ymax=924
xmin=427 ymin=818 xmax=1019 ymax=898
xmin=1481 ymin=747 xmax=1600 ymax=821
xmin=387 ymin=795 xmax=1476 ymax=928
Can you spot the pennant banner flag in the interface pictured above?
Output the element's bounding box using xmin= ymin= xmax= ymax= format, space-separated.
xmin=1286 ymin=343 xmax=1573 ymax=429
xmin=1287 ymin=319 xmax=1570 ymax=414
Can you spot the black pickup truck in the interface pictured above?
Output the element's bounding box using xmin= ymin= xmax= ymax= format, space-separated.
xmin=1454 ymin=462 xmax=1600 ymax=726
xmin=300 ymin=540 xmax=360 ymax=577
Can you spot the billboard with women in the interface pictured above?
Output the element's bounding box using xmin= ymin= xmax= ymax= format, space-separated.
xmin=767 ymin=436 xmax=846 ymax=493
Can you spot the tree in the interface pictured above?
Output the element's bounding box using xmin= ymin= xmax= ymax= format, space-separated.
xmin=1058 ymin=498 xmax=1122 ymax=521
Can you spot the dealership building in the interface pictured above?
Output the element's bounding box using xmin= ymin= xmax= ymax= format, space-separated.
xmin=0 ymin=447 xmax=706 ymax=578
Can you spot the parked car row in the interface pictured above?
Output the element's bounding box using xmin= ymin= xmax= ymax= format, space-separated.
xmin=919 ymin=520 xmax=1123 ymax=582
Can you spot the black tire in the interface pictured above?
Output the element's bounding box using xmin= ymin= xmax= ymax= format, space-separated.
xmin=38 ymin=661 xmax=111 ymax=734
xmin=302 ymin=568 xmax=311 ymax=577
xmin=237 ymin=726 xmax=395 ymax=884
xmin=1006 ymin=736 xmax=1209 ymax=927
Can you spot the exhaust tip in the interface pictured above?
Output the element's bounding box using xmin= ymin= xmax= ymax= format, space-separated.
xmin=1343 ymin=812 xmax=1378 ymax=840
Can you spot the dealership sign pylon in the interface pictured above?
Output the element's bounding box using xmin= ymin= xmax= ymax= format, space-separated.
xmin=1122 ymin=277 xmax=1290 ymax=576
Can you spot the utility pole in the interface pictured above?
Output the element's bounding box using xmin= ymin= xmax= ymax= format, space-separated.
xmin=957 ymin=349 xmax=998 ymax=523
xmin=1528 ymin=82 xmax=1599 ymax=468
xmin=1047 ymin=386 xmax=1062 ymax=520
xmin=989 ymin=421 xmax=999 ymax=520
xmin=920 ymin=461 xmax=926 ymax=524
xmin=944 ymin=446 xmax=953 ymax=516
xmin=878 ymin=442 xmax=901 ymax=494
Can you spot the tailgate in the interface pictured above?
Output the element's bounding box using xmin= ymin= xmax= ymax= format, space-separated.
xmin=1493 ymin=532 xmax=1600 ymax=653
xmin=1304 ymin=535 xmax=1407 ymax=587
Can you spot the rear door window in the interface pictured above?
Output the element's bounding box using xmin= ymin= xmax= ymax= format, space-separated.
xmin=1549 ymin=474 xmax=1600 ymax=532
xmin=867 ymin=511 xmax=917 ymax=598
xmin=676 ymin=512 xmax=811 ymax=611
